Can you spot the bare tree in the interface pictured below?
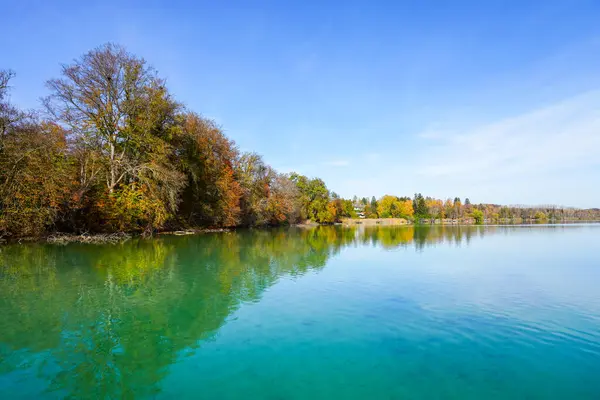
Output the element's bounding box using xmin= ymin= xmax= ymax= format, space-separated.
xmin=43 ymin=43 xmax=170 ymax=193
xmin=1 ymin=70 xmax=28 ymax=137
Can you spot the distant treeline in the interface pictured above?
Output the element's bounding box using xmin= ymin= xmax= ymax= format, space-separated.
xmin=351 ymin=195 xmax=600 ymax=224
xmin=1 ymin=44 xmax=598 ymax=238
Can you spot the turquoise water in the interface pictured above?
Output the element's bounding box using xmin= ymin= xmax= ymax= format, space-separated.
xmin=1 ymin=225 xmax=599 ymax=399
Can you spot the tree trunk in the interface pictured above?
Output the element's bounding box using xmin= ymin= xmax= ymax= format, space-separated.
xmin=109 ymin=138 xmax=115 ymax=193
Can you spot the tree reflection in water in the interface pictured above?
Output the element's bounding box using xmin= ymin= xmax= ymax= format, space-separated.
xmin=0 ymin=225 xmax=493 ymax=398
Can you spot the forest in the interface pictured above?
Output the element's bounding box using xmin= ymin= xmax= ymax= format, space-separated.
xmin=1 ymin=44 xmax=599 ymax=239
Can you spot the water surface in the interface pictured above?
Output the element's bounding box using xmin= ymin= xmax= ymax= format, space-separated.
xmin=1 ymin=225 xmax=599 ymax=399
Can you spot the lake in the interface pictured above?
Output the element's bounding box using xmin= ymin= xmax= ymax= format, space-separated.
xmin=1 ymin=225 xmax=599 ymax=399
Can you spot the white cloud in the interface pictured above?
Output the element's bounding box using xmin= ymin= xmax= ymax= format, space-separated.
xmin=416 ymin=90 xmax=600 ymax=183
xmin=331 ymin=90 xmax=600 ymax=207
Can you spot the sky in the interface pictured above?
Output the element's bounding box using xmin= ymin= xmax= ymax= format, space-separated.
xmin=2 ymin=0 xmax=600 ymax=207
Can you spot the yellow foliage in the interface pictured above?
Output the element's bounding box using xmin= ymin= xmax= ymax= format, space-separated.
xmin=96 ymin=184 xmax=169 ymax=233
xmin=378 ymin=195 xmax=414 ymax=219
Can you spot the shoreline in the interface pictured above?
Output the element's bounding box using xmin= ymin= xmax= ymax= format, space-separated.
xmin=0 ymin=228 xmax=234 ymax=246
xmin=1 ymin=221 xmax=598 ymax=246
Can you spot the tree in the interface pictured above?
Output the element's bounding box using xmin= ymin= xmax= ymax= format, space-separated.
xmin=426 ymin=198 xmax=444 ymax=220
xmin=0 ymin=122 xmax=74 ymax=236
xmin=290 ymin=173 xmax=331 ymax=223
xmin=1 ymin=70 xmax=28 ymax=137
xmin=319 ymin=201 xmax=338 ymax=224
xmin=377 ymin=195 xmax=396 ymax=218
xmin=413 ymin=193 xmax=428 ymax=220
xmin=341 ymin=199 xmax=357 ymax=218
xmin=398 ymin=199 xmax=414 ymax=219
xmin=44 ymin=44 xmax=185 ymax=233
xmin=463 ymin=197 xmax=473 ymax=214
xmin=453 ymin=197 xmax=462 ymax=219
xmin=45 ymin=43 xmax=182 ymax=195
xmin=377 ymin=195 xmax=406 ymax=218
xmin=1 ymin=72 xmax=76 ymax=236
xmin=265 ymin=173 xmax=302 ymax=224
xmin=472 ymin=209 xmax=484 ymax=224
xmin=443 ymin=199 xmax=453 ymax=219
xmin=236 ymin=153 xmax=272 ymax=226
xmin=370 ymin=196 xmax=379 ymax=218
xmin=377 ymin=195 xmax=413 ymax=219
xmin=175 ymin=113 xmax=242 ymax=227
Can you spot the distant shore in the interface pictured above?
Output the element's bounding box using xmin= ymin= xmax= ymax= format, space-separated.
xmin=340 ymin=218 xmax=410 ymax=226
xmin=339 ymin=218 xmax=599 ymax=226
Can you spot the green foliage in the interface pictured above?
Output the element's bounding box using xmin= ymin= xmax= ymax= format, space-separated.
xmin=341 ymin=199 xmax=357 ymax=218
xmin=370 ymin=196 xmax=378 ymax=218
xmin=290 ymin=173 xmax=333 ymax=223
xmin=99 ymin=184 xmax=169 ymax=233
xmin=413 ymin=193 xmax=428 ymax=221
xmin=472 ymin=209 xmax=484 ymax=225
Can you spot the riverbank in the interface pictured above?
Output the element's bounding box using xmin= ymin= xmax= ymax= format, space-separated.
xmin=0 ymin=228 xmax=233 ymax=245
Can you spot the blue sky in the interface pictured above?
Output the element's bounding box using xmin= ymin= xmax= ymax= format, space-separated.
xmin=3 ymin=0 xmax=600 ymax=207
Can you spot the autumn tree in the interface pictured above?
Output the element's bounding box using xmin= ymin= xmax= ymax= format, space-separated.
xmin=1 ymin=72 xmax=73 ymax=236
xmin=363 ymin=202 xmax=372 ymax=218
xmin=264 ymin=173 xmax=302 ymax=225
xmin=46 ymin=44 xmax=167 ymax=193
xmin=237 ymin=152 xmax=273 ymax=226
xmin=426 ymin=198 xmax=444 ymax=220
xmin=378 ymin=195 xmax=413 ymax=219
xmin=44 ymin=43 xmax=185 ymax=233
xmin=443 ymin=199 xmax=453 ymax=220
xmin=463 ymin=197 xmax=473 ymax=214
xmin=175 ymin=113 xmax=241 ymax=227
xmin=1 ymin=70 xmax=28 ymax=137
xmin=0 ymin=121 xmax=74 ymax=236
xmin=452 ymin=197 xmax=462 ymax=219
